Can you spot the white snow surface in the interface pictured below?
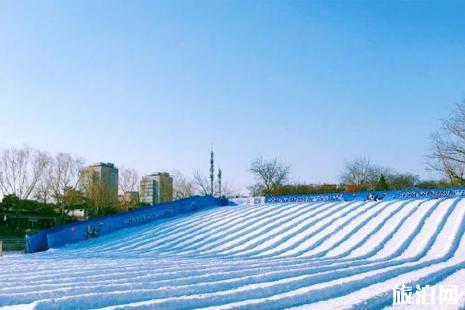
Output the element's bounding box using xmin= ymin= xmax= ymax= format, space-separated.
xmin=2 ymin=198 xmax=465 ymax=309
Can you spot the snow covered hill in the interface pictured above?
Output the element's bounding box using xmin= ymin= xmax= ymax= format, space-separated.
xmin=2 ymin=198 xmax=465 ymax=309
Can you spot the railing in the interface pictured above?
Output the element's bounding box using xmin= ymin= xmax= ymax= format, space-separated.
xmin=0 ymin=238 xmax=25 ymax=252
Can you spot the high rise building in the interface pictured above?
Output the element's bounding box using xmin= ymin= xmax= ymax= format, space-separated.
xmin=79 ymin=162 xmax=119 ymax=202
xmin=139 ymin=172 xmax=173 ymax=205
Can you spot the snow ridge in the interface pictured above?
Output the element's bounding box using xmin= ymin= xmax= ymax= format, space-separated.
xmin=1 ymin=198 xmax=465 ymax=309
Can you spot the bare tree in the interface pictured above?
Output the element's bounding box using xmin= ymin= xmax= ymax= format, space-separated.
xmin=47 ymin=153 xmax=84 ymax=199
xmin=428 ymin=102 xmax=465 ymax=185
xmin=34 ymin=181 xmax=53 ymax=204
xmin=193 ymin=171 xmax=211 ymax=196
xmin=193 ymin=170 xmax=238 ymax=198
xmin=171 ymin=170 xmax=194 ymax=199
xmin=215 ymin=180 xmax=238 ymax=198
xmin=340 ymin=157 xmax=379 ymax=186
xmin=46 ymin=153 xmax=85 ymax=217
xmin=0 ymin=146 xmax=51 ymax=200
xmin=249 ymin=157 xmax=290 ymax=196
xmin=248 ymin=183 xmax=264 ymax=197
xmin=119 ymin=167 xmax=139 ymax=194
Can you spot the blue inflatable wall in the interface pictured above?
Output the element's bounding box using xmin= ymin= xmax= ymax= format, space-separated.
xmin=265 ymin=187 xmax=465 ymax=204
xmin=26 ymin=196 xmax=225 ymax=253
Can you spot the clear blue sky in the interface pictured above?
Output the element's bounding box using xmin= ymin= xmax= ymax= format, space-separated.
xmin=1 ymin=0 xmax=464 ymax=194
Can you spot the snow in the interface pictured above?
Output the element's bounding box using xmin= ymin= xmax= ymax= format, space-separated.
xmin=1 ymin=198 xmax=465 ymax=309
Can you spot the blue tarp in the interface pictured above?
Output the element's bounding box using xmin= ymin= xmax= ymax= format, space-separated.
xmin=26 ymin=196 xmax=225 ymax=253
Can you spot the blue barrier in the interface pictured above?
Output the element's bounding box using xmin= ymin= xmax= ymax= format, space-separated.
xmin=26 ymin=196 xmax=225 ymax=253
xmin=265 ymin=187 xmax=465 ymax=204
xmin=265 ymin=193 xmax=345 ymax=204
xmin=393 ymin=188 xmax=465 ymax=200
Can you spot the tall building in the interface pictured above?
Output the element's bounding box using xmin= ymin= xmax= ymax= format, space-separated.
xmin=79 ymin=162 xmax=119 ymax=202
xmin=139 ymin=172 xmax=173 ymax=205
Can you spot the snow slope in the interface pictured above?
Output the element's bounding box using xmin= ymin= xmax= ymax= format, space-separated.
xmin=1 ymin=198 xmax=465 ymax=309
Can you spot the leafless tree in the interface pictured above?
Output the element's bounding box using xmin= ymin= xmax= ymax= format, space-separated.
xmin=340 ymin=157 xmax=382 ymax=186
xmin=249 ymin=157 xmax=290 ymax=195
xmin=215 ymin=180 xmax=238 ymax=198
xmin=247 ymin=183 xmax=264 ymax=197
xmin=46 ymin=153 xmax=85 ymax=217
xmin=193 ymin=170 xmax=238 ymax=197
xmin=119 ymin=167 xmax=139 ymax=194
xmin=47 ymin=153 xmax=85 ymax=200
xmin=193 ymin=171 xmax=211 ymax=196
xmin=0 ymin=146 xmax=51 ymax=199
xmin=34 ymin=181 xmax=53 ymax=204
xmin=171 ymin=170 xmax=194 ymax=199
xmin=428 ymin=102 xmax=465 ymax=185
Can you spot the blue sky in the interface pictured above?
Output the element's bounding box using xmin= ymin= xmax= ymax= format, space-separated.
xmin=0 ymin=0 xmax=464 ymax=194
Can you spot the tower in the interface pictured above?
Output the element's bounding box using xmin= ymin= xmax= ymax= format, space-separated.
xmin=210 ymin=148 xmax=214 ymax=196
xmin=218 ymin=167 xmax=222 ymax=198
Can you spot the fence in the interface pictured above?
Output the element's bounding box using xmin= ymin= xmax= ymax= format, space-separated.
xmin=26 ymin=196 xmax=225 ymax=253
xmin=0 ymin=238 xmax=25 ymax=252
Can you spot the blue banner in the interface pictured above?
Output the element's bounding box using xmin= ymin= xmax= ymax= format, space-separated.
xmin=265 ymin=187 xmax=465 ymax=204
xmin=26 ymin=196 xmax=225 ymax=253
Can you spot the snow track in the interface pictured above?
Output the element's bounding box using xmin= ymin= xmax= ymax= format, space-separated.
xmin=2 ymin=198 xmax=465 ymax=309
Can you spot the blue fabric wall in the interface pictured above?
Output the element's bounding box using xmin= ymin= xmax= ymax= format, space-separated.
xmin=26 ymin=196 xmax=225 ymax=253
xmin=264 ymin=187 xmax=465 ymax=204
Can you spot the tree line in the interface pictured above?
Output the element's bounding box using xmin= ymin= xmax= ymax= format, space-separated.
xmin=2 ymin=99 xmax=464 ymax=213
xmin=0 ymin=146 xmax=238 ymax=220
xmin=248 ymin=100 xmax=465 ymax=196
xmin=0 ymin=149 xmax=127 ymax=219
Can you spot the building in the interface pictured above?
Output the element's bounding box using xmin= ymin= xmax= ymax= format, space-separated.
xmin=139 ymin=172 xmax=173 ymax=205
xmin=79 ymin=163 xmax=119 ymax=203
